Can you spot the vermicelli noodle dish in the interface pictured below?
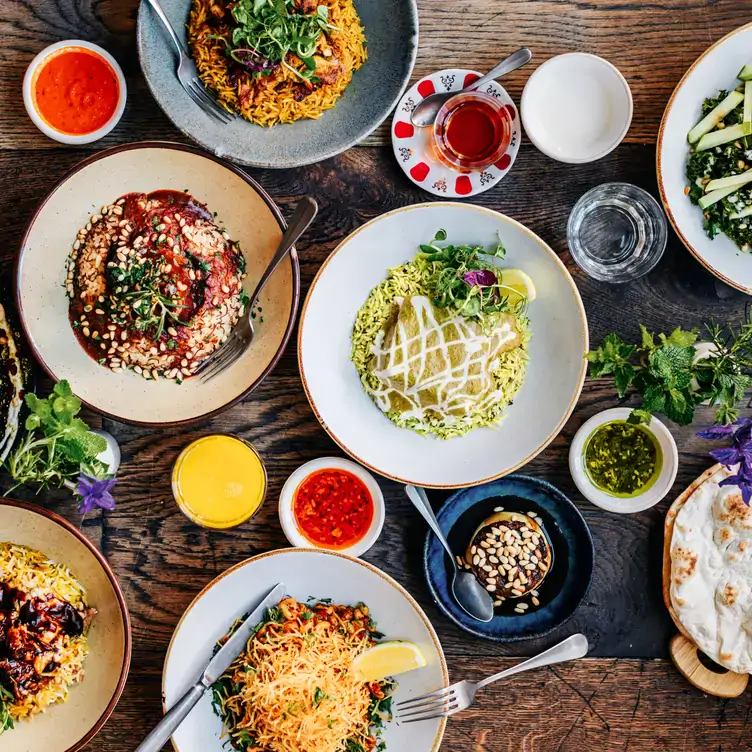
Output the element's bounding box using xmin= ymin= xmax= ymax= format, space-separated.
xmin=0 ymin=543 xmax=96 ymax=733
xmin=211 ymin=597 xmax=393 ymax=752
xmin=188 ymin=0 xmax=367 ymax=126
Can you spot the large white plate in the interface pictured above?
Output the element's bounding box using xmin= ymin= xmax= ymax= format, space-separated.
xmin=162 ymin=549 xmax=447 ymax=752
xmin=16 ymin=141 xmax=299 ymax=426
xmin=298 ymin=203 xmax=588 ymax=489
xmin=658 ymin=22 xmax=752 ymax=293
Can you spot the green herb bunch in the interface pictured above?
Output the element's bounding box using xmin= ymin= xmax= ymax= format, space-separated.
xmin=0 ymin=685 xmax=13 ymax=735
xmin=419 ymin=229 xmax=525 ymax=331
xmin=222 ymin=0 xmax=338 ymax=83
xmin=586 ymin=321 xmax=752 ymax=426
xmin=5 ymin=381 xmax=109 ymax=490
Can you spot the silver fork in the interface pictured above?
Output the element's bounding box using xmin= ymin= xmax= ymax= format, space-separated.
xmin=395 ymin=633 xmax=588 ymax=723
xmin=144 ymin=0 xmax=234 ymax=124
xmin=193 ymin=196 xmax=318 ymax=382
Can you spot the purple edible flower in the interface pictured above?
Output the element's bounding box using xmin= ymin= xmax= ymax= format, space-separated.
xmin=76 ymin=474 xmax=117 ymax=515
xmin=698 ymin=419 xmax=752 ymax=505
xmin=463 ymin=269 xmax=497 ymax=288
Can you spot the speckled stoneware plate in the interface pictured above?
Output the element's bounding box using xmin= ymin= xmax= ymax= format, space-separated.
xmin=424 ymin=476 xmax=594 ymax=641
xmin=16 ymin=141 xmax=299 ymax=426
xmin=0 ymin=499 xmax=131 ymax=752
xmin=137 ymin=0 xmax=418 ymax=168
xmin=162 ymin=548 xmax=447 ymax=752
xmin=298 ymin=202 xmax=588 ymax=489
xmin=658 ymin=22 xmax=752 ymax=293
xmin=392 ymin=68 xmax=521 ymax=197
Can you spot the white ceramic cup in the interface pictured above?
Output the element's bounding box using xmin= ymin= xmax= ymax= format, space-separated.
xmin=23 ymin=40 xmax=127 ymax=145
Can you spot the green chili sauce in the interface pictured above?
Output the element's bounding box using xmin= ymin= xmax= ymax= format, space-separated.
xmin=584 ymin=421 xmax=662 ymax=497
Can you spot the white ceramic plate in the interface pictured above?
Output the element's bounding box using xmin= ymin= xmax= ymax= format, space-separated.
xmin=16 ymin=141 xmax=299 ymax=426
xmin=658 ymin=22 xmax=752 ymax=293
xmin=0 ymin=499 xmax=130 ymax=752
xmin=298 ymin=203 xmax=588 ymax=489
xmin=162 ymin=549 xmax=447 ymax=752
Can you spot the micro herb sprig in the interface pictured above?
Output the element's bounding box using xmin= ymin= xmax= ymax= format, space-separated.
xmin=5 ymin=381 xmax=110 ymax=492
xmin=0 ymin=685 xmax=14 ymax=735
xmin=214 ymin=0 xmax=337 ymax=83
xmin=586 ymin=320 xmax=752 ymax=426
xmin=418 ymin=229 xmax=526 ymax=332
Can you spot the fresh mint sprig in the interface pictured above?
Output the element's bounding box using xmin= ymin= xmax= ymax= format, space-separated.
xmin=586 ymin=321 xmax=752 ymax=426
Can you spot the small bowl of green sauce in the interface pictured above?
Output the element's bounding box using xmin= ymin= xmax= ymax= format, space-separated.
xmin=569 ymin=408 xmax=678 ymax=513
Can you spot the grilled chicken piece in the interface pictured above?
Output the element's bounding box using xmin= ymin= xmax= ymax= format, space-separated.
xmin=237 ymin=78 xmax=254 ymax=109
xmin=294 ymin=0 xmax=318 ymax=12
xmin=313 ymin=54 xmax=343 ymax=85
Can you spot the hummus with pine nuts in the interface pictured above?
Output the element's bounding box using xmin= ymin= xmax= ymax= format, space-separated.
xmin=65 ymin=190 xmax=248 ymax=383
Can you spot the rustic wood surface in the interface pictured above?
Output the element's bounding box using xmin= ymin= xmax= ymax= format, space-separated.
xmin=3 ymin=0 xmax=752 ymax=749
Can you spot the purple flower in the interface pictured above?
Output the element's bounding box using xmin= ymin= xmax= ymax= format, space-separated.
xmin=463 ymin=269 xmax=497 ymax=288
xmin=76 ymin=474 xmax=116 ymax=515
xmin=698 ymin=419 xmax=752 ymax=505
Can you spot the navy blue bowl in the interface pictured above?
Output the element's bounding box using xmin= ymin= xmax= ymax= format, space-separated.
xmin=423 ymin=475 xmax=594 ymax=641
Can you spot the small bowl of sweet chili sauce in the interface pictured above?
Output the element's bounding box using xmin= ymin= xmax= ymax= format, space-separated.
xmin=279 ymin=457 xmax=385 ymax=558
xmin=23 ymin=40 xmax=127 ymax=145
xmin=432 ymin=91 xmax=513 ymax=173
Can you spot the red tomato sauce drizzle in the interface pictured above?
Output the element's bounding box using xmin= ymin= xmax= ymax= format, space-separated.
xmin=293 ymin=469 xmax=374 ymax=549
xmin=34 ymin=47 xmax=119 ymax=135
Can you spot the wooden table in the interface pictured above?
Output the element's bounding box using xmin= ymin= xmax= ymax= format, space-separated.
xmin=3 ymin=0 xmax=752 ymax=749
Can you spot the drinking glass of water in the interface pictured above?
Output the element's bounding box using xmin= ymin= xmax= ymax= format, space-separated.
xmin=567 ymin=183 xmax=667 ymax=283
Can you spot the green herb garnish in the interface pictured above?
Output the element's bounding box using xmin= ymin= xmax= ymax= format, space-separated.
xmin=0 ymin=685 xmax=14 ymax=735
xmin=587 ymin=320 xmax=752 ymax=425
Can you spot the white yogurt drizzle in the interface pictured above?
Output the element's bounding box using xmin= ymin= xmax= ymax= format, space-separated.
xmin=368 ymin=296 xmax=519 ymax=425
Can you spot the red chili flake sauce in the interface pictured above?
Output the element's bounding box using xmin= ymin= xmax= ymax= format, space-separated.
xmin=293 ymin=469 xmax=374 ymax=549
xmin=34 ymin=47 xmax=119 ymax=135
xmin=442 ymin=99 xmax=508 ymax=162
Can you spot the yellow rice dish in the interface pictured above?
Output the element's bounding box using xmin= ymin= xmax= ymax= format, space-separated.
xmin=352 ymin=234 xmax=531 ymax=440
xmin=0 ymin=543 xmax=96 ymax=733
xmin=188 ymin=0 xmax=367 ymax=126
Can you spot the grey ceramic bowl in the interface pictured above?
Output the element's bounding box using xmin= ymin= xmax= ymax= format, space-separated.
xmin=137 ymin=0 xmax=419 ymax=168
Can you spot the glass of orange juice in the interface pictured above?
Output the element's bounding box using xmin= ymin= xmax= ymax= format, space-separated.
xmin=172 ymin=435 xmax=267 ymax=529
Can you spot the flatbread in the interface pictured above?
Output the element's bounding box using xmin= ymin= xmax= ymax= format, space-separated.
xmin=666 ymin=464 xmax=752 ymax=673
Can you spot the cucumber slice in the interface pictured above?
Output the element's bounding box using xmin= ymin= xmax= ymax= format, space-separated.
xmin=730 ymin=205 xmax=752 ymax=219
xmin=745 ymin=81 xmax=752 ymax=128
xmin=698 ymin=185 xmax=740 ymax=210
xmin=739 ymin=63 xmax=752 ymax=81
xmin=705 ymin=169 xmax=752 ymax=193
xmin=688 ymin=90 xmax=744 ymax=144
xmin=696 ymin=122 xmax=752 ymax=152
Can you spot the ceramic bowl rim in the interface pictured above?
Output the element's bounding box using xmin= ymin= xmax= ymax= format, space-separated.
xmin=521 ymin=52 xmax=633 ymax=164
xmin=136 ymin=0 xmax=419 ymax=169
xmin=278 ymin=456 xmax=385 ymax=557
xmin=14 ymin=140 xmax=301 ymax=427
xmin=568 ymin=407 xmax=679 ymax=513
xmin=161 ymin=547 xmax=448 ymax=752
xmin=0 ymin=497 xmax=132 ymax=752
xmin=22 ymin=40 xmax=127 ymax=145
xmin=656 ymin=21 xmax=752 ymax=294
xmin=422 ymin=474 xmax=595 ymax=642
xmin=297 ymin=202 xmax=589 ymax=489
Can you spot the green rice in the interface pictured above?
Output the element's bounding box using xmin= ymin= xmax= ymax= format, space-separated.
xmin=351 ymin=257 xmax=529 ymax=439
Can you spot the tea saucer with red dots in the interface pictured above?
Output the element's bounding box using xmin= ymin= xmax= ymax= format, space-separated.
xmin=391 ymin=68 xmax=521 ymax=198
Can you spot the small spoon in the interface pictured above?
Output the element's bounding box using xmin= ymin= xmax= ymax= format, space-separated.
xmin=405 ymin=485 xmax=494 ymax=623
xmin=410 ymin=48 xmax=533 ymax=128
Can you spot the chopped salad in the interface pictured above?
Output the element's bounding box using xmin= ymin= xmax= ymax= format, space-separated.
xmin=686 ymin=61 xmax=752 ymax=251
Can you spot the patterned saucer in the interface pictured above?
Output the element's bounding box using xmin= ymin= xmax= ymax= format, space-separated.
xmin=391 ymin=68 xmax=521 ymax=198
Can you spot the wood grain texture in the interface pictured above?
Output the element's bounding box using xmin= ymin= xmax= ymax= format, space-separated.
xmin=3 ymin=0 xmax=752 ymax=749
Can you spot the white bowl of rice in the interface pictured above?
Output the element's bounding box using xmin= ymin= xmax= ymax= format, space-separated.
xmin=298 ymin=202 xmax=589 ymax=489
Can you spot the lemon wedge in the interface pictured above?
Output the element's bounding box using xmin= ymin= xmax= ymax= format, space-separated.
xmin=499 ymin=268 xmax=536 ymax=303
xmin=353 ymin=641 xmax=427 ymax=682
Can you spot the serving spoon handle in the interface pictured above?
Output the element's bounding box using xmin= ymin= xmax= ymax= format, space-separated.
xmin=471 ymin=47 xmax=533 ymax=91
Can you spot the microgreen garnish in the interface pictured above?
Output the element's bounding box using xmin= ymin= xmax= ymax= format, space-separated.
xmin=0 ymin=685 xmax=14 ymax=735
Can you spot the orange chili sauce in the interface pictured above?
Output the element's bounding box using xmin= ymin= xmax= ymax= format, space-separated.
xmin=34 ymin=47 xmax=119 ymax=135
xmin=293 ymin=469 xmax=374 ymax=549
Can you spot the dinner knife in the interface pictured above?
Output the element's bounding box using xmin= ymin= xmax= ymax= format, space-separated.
xmin=135 ymin=582 xmax=286 ymax=752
